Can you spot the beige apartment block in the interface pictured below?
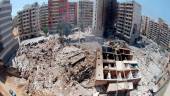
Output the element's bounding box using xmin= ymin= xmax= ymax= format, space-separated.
xmin=116 ymin=1 xmax=141 ymax=44
xmin=145 ymin=18 xmax=170 ymax=48
xmin=95 ymin=46 xmax=141 ymax=93
xmin=147 ymin=19 xmax=160 ymax=43
xmin=18 ymin=3 xmax=40 ymax=41
xmin=158 ymin=18 xmax=169 ymax=48
xmin=141 ymin=16 xmax=150 ymax=36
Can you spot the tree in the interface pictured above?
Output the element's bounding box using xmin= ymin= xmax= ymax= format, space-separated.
xmin=56 ymin=22 xmax=72 ymax=45
xmin=42 ymin=26 xmax=48 ymax=36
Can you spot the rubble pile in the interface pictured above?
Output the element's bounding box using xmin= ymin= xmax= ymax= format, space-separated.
xmin=10 ymin=33 xmax=169 ymax=96
xmin=12 ymin=37 xmax=97 ymax=96
xmin=130 ymin=41 xmax=169 ymax=96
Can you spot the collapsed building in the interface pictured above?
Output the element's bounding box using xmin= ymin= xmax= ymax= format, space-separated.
xmin=95 ymin=43 xmax=141 ymax=94
xmin=11 ymin=37 xmax=97 ymax=96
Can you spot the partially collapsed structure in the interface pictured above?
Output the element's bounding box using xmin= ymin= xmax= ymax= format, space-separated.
xmin=95 ymin=44 xmax=141 ymax=94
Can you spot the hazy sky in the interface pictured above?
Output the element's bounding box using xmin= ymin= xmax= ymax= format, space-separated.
xmin=11 ymin=0 xmax=170 ymax=25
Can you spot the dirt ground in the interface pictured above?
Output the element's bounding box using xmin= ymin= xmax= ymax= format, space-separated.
xmin=0 ymin=71 xmax=27 ymax=96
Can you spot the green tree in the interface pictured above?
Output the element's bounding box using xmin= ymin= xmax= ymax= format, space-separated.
xmin=42 ymin=26 xmax=48 ymax=36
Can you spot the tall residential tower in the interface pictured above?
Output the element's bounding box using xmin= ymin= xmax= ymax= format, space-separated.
xmin=78 ymin=0 xmax=93 ymax=30
xmin=0 ymin=0 xmax=18 ymax=66
xmin=48 ymin=0 xmax=69 ymax=34
xmin=40 ymin=3 xmax=48 ymax=31
xmin=115 ymin=1 xmax=142 ymax=44
xmin=68 ymin=2 xmax=77 ymax=27
xmin=93 ymin=0 xmax=117 ymax=37
xmin=18 ymin=3 xmax=41 ymax=41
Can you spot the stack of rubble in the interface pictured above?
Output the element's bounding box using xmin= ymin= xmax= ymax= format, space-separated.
xmin=130 ymin=40 xmax=169 ymax=96
xmin=12 ymin=37 xmax=97 ymax=96
xmin=11 ymin=33 xmax=169 ymax=96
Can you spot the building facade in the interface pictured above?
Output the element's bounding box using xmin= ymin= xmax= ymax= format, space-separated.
xmin=140 ymin=16 xmax=150 ymax=36
xmin=93 ymin=0 xmax=117 ymax=37
xmin=48 ymin=0 xmax=69 ymax=34
xmin=158 ymin=18 xmax=169 ymax=48
xmin=115 ymin=1 xmax=141 ymax=44
xmin=18 ymin=3 xmax=40 ymax=41
xmin=0 ymin=0 xmax=18 ymax=66
xmin=147 ymin=19 xmax=160 ymax=43
xmin=68 ymin=2 xmax=77 ymax=27
xmin=40 ymin=3 xmax=48 ymax=31
xmin=78 ymin=0 xmax=93 ymax=30
xmin=145 ymin=18 xmax=170 ymax=48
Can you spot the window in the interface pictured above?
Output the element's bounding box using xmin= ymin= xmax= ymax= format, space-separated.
xmin=0 ymin=42 xmax=3 ymax=52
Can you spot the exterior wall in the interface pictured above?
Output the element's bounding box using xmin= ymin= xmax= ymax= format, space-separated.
xmin=146 ymin=18 xmax=170 ymax=48
xmin=140 ymin=16 xmax=150 ymax=36
xmin=147 ymin=20 xmax=160 ymax=43
xmin=40 ymin=3 xmax=48 ymax=30
xmin=68 ymin=2 xmax=77 ymax=27
xmin=18 ymin=3 xmax=40 ymax=41
xmin=116 ymin=1 xmax=141 ymax=44
xmin=78 ymin=0 xmax=93 ymax=29
xmin=93 ymin=0 xmax=117 ymax=37
xmin=158 ymin=18 xmax=169 ymax=48
xmin=93 ymin=0 xmax=105 ymax=37
xmin=48 ymin=0 xmax=68 ymax=34
xmin=0 ymin=0 xmax=19 ymax=66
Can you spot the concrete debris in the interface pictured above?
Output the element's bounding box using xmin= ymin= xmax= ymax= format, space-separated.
xmin=12 ymin=37 xmax=97 ymax=96
xmin=129 ymin=39 xmax=169 ymax=96
xmin=10 ymin=33 xmax=169 ymax=96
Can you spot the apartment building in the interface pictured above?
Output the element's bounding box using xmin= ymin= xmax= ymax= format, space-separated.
xmin=68 ymin=2 xmax=77 ymax=27
xmin=116 ymin=1 xmax=141 ymax=44
xmin=95 ymin=44 xmax=141 ymax=94
xmin=93 ymin=0 xmax=117 ymax=37
xmin=140 ymin=16 xmax=150 ymax=36
xmin=48 ymin=0 xmax=69 ymax=34
xmin=147 ymin=19 xmax=160 ymax=43
xmin=40 ymin=3 xmax=48 ymax=31
xmin=18 ymin=2 xmax=40 ymax=41
xmin=145 ymin=18 xmax=170 ymax=48
xmin=78 ymin=0 xmax=93 ymax=30
xmin=0 ymin=0 xmax=19 ymax=66
xmin=158 ymin=18 xmax=169 ymax=48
